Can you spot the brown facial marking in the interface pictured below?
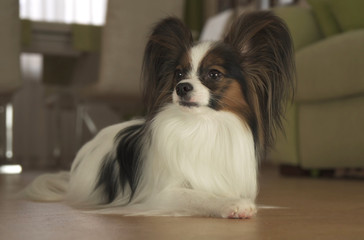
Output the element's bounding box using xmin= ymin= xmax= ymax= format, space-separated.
xmin=219 ymin=79 xmax=251 ymax=121
xmin=198 ymin=53 xmax=227 ymax=91
xmin=174 ymin=51 xmax=191 ymax=83
xmin=152 ymin=50 xmax=192 ymax=114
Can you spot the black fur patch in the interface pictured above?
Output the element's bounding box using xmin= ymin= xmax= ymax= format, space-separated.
xmin=96 ymin=123 xmax=145 ymax=203
xmin=97 ymin=155 xmax=120 ymax=203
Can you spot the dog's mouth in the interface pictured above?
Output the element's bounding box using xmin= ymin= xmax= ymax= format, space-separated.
xmin=179 ymin=101 xmax=199 ymax=108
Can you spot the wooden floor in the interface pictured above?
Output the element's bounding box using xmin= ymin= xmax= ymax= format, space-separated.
xmin=1 ymin=164 xmax=364 ymax=240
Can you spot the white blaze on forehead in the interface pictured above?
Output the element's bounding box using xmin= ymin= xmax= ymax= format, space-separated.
xmin=172 ymin=41 xmax=214 ymax=108
xmin=189 ymin=42 xmax=213 ymax=78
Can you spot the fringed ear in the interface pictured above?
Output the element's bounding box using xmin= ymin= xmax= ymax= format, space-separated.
xmin=142 ymin=17 xmax=193 ymax=116
xmin=224 ymin=11 xmax=295 ymax=155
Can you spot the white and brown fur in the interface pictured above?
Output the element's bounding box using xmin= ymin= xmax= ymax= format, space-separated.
xmin=23 ymin=11 xmax=294 ymax=219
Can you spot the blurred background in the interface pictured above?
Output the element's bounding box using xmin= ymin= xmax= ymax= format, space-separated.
xmin=0 ymin=0 xmax=363 ymax=178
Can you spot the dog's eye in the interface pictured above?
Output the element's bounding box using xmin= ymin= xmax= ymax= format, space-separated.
xmin=208 ymin=69 xmax=222 ymax=80
xmin=175 ymin=70 xmax=185 ymax=81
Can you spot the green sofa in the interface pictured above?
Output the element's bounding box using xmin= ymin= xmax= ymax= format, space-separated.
xmin=269 ymin=6 xmax=364 ymax=170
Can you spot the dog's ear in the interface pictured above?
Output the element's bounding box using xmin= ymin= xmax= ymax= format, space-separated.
xmin=142 ymin=17 xmax=193 ymax=116
xmin=224 ymin=11 xmax=295 ymax=154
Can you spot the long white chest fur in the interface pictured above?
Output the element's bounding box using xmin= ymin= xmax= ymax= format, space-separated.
xmin=146 ymin=104 xmax=257 ymax=200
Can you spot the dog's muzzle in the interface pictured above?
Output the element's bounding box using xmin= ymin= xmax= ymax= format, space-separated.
xmin=175 ymin=82 xmax=199 ymax=107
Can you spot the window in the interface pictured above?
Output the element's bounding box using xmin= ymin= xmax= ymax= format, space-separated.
xmin=19 ymin=0 xmax=108 ymax=25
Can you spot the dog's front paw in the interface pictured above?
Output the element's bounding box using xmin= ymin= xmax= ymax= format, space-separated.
xmin=221 ymin=200 xmax=257 ymax=219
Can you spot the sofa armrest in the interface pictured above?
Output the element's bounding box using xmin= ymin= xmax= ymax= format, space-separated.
xmin=295 ymin=29 xmax=364 ymax=102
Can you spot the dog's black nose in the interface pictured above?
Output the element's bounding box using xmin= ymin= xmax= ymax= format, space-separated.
xmin=176 ymin=82 xmax=193 ymax=97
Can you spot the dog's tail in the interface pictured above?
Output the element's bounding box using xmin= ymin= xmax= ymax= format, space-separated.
xmin=20 ymin=172 xmax=70 ymax=202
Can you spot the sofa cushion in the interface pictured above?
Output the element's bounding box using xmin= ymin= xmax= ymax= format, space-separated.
xmin=299 ymin=96 xmax=364 ymax=168
xmin=307 ymin=0 xmax=341 ymax=37
xmin=308 ymin=0 xmax=364 ymax=36
xmin=295 ymin=29 xmax=364 ymax=102
xmin=273 ymin=6 xmax=323 ymax=50
xmin=330 ymin=0 xmax=364 ymax=32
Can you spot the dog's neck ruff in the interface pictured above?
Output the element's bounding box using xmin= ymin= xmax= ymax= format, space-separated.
xmin=147 ymin=104 xmax=257 ymax=200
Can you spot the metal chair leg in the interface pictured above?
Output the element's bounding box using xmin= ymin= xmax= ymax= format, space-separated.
xmin=75 ymin=104 xmax=98 ymax=150
xmin=0 ymin=102 xmax=22 ymax=174
xmin=5 ymin=103 xmax=13 ymax=159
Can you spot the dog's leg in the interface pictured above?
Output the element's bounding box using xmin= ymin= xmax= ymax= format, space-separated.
xmin=151 ymin=188 xmax=257 ymax=219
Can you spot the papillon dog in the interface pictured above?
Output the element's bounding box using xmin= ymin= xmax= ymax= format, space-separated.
xmin=24 ymin=11 xmax=294 ymax=219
